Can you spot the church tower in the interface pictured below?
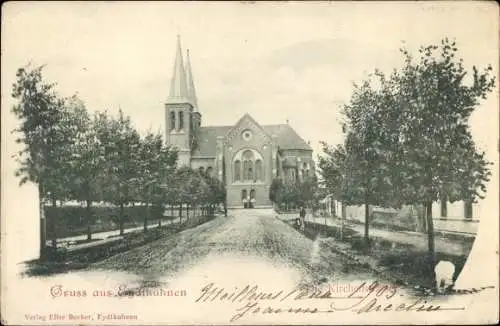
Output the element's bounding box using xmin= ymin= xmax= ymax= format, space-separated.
xmin=185 ymin=48 xmax=202 ymax=150
xmin=165 ymin=35 xmax=194 ymax=166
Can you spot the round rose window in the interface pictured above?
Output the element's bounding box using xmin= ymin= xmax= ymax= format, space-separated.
xmin=242 ymin=130 xmax=252 ymax=141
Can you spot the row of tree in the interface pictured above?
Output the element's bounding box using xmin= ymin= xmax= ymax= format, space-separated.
xmin=11 ymin=65 xmax=226 ymax=253
xmin=269 ymin=175 xmax=321 ymax=211
xmin=318 ymin=38 xmax=494 ymax=278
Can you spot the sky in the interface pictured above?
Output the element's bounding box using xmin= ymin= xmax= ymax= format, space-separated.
xmin=1 ymin=1 xmax=498 ymax=164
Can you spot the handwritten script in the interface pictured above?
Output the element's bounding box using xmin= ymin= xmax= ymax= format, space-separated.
xmin=194 ymin=281 xmax=466 ymax=322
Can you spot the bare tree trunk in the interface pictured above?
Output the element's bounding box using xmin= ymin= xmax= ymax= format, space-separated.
xmin=364 ymin=203 xmax=370 ymax=247
xmin=119 ymin=202 xmax=125 ymax=236
xmin=86 ymin=199 xmax=92 ymax=241
xmin=425 ymin=201 xmax=436 ymax=288
xmin=340 ymin=202 xmax=344 ymax=241
xmin=39 ymin=183 xmax=47 ymax=259
xmin=156 ymin=202 xmax=163 ymax=227
xmin=144 ymin=202 xmax=149 ymax=232
xmin=50 ymin=196 xmax=57 ymax=248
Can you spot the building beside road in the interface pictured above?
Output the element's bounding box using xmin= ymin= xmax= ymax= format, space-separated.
xmin=319 ymin=195 xmax=479 ymax=235
xmin=164 ymin=36 xmax=314 ymax=208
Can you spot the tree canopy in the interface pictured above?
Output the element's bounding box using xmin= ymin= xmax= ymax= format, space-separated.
xmin=11 ymin=64 xmax=227 ymax=245
xmin=318 ymin=37 xmax=495 ymax=282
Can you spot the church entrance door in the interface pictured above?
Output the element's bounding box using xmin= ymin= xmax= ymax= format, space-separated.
xmin=241 ymin=189 xmax=248 ymax=209
xmin=249 ymin=189 xmax=256 ymax=208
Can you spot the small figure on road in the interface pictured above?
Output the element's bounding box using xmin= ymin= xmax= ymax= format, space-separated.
xmin=299 ymin=206 xmax=306 ymax=231
xmin=294 ymin=217 xmax=302 ymax=230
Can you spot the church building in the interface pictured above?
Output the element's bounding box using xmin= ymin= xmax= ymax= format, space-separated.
xmin=164 ymin=36 xmax=315 ymax=208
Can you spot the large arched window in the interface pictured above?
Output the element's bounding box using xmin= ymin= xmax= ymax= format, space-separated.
xmin=232 ymin=148 xmax=264 ymax=183
xmin=198 ymin=167 xmax=205 ymax=175
xmin=243 ymin=160 xmax=252 ymax=180
xmin=255 ymin=159 xmax=262 ymax=181
xmin=241 ymin=189 xmax=247 ymax=200
xmin=170 ymin=111 xmax=176 ymax=131
xmin=234 ymin=160 xmax=241 ymax=181
xmin=179 ymin=111 xmax=184 ymax=130
xmin=206 ymin=166 xmax=213 ymax=177
xmin=250 ymin=189 xmax=256 ymax=199
xmin=242 ymin=150 xmax=254 ymax=181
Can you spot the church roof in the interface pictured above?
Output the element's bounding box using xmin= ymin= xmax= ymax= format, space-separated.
xmin=193 ymin=126 xmax=232 ymax=157
xmin=262 ymin=124 xmax=312 ymax=151
xmin=192 ymin=123 xmax=312 ymax=157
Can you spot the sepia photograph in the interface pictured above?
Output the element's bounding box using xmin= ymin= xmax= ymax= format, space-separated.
xmin=1 ymin=1 xmax=498 ymax=325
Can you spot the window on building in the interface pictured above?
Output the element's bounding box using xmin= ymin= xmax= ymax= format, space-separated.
xmin=199 ymin=167 xmax=205 ymax=175
xmin=440 ymin=197 xmax=447 ymax=218
xmin=241 ymin=189 xmax=247 ymax=200
xmin=179 ymin=111 xmax=184 ymax=130
xmin=242 ymin=150 xmax=255 ymax=181
xmin=243 ymin=160 xmax=253 ymax=180
xmin=302 ymin=163 xmax=309 ymax=180
xmin=234 ymin=160 xmax=241 ymax=181
xmin=170 ymin=111 xmax=176 ymax=131
xmin=242 ymin=150 xmax=253 ymax=160
xmin=464 ymin=201 xmax=473 ymax=219
xmin=206 ymin=167 xmax=213 ymax=177
xmin=247 ymin=166 xmax=253 ymax=181
xmin=254 ymin=160 xmax=262 ymax=181
xmin=250 ymin=189 xmax=256 ymax=199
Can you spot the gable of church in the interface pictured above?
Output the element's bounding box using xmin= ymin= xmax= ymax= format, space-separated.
xmin=224 ymin=114 xmax=273 ymax=148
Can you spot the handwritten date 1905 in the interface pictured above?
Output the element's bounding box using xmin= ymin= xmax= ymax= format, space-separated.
xmin=195 ymin=280 xmax=465 ymax=323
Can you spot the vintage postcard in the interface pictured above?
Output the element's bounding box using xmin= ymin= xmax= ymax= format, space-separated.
xmin=1 ymin=1 xmax=498 ymax=325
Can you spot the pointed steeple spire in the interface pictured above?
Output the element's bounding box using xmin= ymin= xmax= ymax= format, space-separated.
xmin=185 ymin=49 xmax=199 ymax=111
xmin=167 ymin=35 xmax=189 ymax=103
